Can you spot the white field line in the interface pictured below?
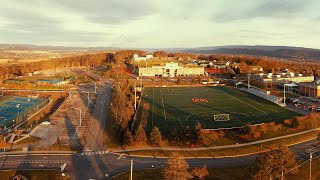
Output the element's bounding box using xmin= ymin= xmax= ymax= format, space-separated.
xmin=152 ymin=88 xmax=155 ymax=127
xmin=224 ymin=90 xmax=267 ymax=115
xmin=160 ymin=89 xmax=167 ymax=121
xmin=178 ymin=117 xmax=183 ymax=127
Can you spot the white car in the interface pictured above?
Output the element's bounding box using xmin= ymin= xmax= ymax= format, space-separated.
xmin=42 ymin=121 xmax=51 ymax=125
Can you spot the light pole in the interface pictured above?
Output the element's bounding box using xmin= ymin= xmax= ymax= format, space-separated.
xmin=71 ymin=107 xmax=82 ymax=126
xmin=247 ymin=73 xmax=251 ymax=89
xmin=82 ymin=91 xmax=91 ymax=106
xmin=16 ymin=104 xmax=20 ymax=123
xmin=151 ymin=165 xmax=154 ymax=177
xmin=27 ymin=98 xmax=31 ymax=115
xmin=134 ymin=82 xmax=137 ymax=110
xmin=310 ymin=153 xmax=312 ymax=180
xmin=94 ymin=82 xmax=97 ymax=94
xmin=283 ymin=84 xmax=289 ymax=105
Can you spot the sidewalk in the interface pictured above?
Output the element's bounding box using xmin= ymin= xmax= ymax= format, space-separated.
xmin=113 ymin=128 xmax=320 ymax=153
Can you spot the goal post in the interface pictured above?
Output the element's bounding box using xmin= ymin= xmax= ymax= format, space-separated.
xmin=214 ymin=114 xmax=230 ymax=121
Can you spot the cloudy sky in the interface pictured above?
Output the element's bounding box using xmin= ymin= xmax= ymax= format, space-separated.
xmin=0 ymin=0 xmax=319 ymax=48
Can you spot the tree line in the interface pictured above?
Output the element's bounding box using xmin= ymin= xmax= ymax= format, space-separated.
xmin=160 ymin=145 xmax=298 ymax=180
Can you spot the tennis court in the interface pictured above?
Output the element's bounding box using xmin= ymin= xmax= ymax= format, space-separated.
xmin=0 ymin=96 xmax=48 ymax=128
xmin=135 ymin=86 xmax=298 ymax=132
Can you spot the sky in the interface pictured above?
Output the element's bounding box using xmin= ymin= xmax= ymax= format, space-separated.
xmin=0 ymin=0 xmax=320 ymax=49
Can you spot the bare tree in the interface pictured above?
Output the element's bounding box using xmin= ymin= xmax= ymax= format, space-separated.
xmin=162 ymin=153 xmax=193 ymax=180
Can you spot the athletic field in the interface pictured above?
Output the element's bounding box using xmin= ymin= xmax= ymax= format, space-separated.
xmin=135 ymin=86 xmax=298 ymax=132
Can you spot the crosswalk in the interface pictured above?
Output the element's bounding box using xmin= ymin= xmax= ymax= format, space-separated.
xmin=80 ymin=151 xmax=109 ymax=156
xmin=306 ymin=145 xmax=320 ymax=154
xmin=0 ymin=160 xmax=70 ymax=164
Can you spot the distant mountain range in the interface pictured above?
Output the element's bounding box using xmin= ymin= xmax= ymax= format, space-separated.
xmin=1 ymin=44 xmax=320 ymax=60
xmin=0 ymin=43 xmax=118 ymax=51
xmin=182 ymin=45 xmax=320 ymax=60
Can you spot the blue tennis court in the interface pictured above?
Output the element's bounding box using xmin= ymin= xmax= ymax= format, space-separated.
xmin=0 ymin=96 xmax=48 ymax=128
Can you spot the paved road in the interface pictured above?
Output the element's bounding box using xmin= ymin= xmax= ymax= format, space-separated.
xmin=84 ymin=74 xmax=111 ymax=151
xmin=0 ymin=138 xmax=319 ymax=180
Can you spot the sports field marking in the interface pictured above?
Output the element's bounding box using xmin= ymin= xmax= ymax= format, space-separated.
xmin=185 ymin=111 xmax=251 ymax=121
xmin=202 ymin=88 xmax=209 ymax=92
xmin=160 ymin=89 xmax=167 ymax=121
xmin=165 ymin=105 xmax=252 ymax=111
xmin=222 ymin=89 xmax=268 ymax=115
xmin=178 ymin=117 xmax=183 ymax=127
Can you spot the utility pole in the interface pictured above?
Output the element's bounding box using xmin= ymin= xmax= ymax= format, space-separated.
xmin=130 ymin=159 xmax=133 ymax=180
xmin=247 ymin=73 xmax=250 ymax=89
xmin=283 ymin=84 xmax=287 ymax=105
xmin=310 ymin=153 xmax=312 ymax=180
xmin=134 ymin=83 xmax=137 ymax=110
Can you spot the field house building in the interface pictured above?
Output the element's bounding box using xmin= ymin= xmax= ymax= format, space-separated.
xmin=299 ymin=81 xmax=320 ymax=98
xmin=138 ymin=62 xmax=204 ymax=77
xmin=250 ymin=72 xmax=314 ymax=88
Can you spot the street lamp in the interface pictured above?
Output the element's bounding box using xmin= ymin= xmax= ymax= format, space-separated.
xmin=27 ymin=98 xmax=31 ymax=115
xmin=151 ymin=165 xmax=154 ymax=177
xmin=71 ymin=107 xmax=82 ymax=126
xmin=283 ymin=84 xmax=289 ymax=105
xmin=16 ymin=104 xmax=20 ymax=123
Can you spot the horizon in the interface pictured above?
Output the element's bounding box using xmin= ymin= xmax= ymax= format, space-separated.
xmin=0 ymin=0 xmax=320 ymax=48
xmin=1 ymin=43 xmax=320 ymax=51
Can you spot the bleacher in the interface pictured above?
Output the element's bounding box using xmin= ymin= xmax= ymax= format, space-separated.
xmin=239 ymin=88 xmax=283 ymax=105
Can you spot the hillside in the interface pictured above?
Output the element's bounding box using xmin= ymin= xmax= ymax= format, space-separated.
xmin=184 ymin=46 xmax=320 ymax=61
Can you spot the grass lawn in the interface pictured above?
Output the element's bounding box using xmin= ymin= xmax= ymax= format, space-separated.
xmin=135 ymin=86 xmax=299 ymax=133
xmin=118 ymin=131 xmax=318 ymax=158
xmin=113 ymin=156 xmax=320 ymax=180
xmin=0 ymin=170 xmax=68 ymax=180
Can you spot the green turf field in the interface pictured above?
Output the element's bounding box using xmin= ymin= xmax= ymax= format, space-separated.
xmin=135 ymin=86 xmax=298 ymax=132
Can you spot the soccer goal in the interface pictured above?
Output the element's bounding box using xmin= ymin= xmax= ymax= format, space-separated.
xmin=213 ymin=114 xmax=230 ymax=121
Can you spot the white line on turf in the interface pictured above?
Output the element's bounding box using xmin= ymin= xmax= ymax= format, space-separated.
xmin=160 ymin=89 xmax=167 ymax=121
xmin=224 ymin=91 xmax=267 ymax=114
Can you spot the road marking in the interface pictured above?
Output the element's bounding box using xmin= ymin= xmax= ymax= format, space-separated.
xmin=0 ymin=160 xmax=71 ymax=164
xmin=117 ymin=155 xmax=122 ymax=159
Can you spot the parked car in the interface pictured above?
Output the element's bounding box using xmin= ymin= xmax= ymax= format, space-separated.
xmin=42 ymin=121 xmax=51 ymax=125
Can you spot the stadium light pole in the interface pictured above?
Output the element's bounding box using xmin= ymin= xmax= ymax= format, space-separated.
xmin=71 ymin=107 xmax=82 ymax=126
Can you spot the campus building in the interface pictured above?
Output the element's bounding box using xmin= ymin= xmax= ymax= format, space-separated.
xmin=250 ymin=72 xmax=314 ymax=88
xmin=138 ymin=62 xmax=204 ymax=77
xmin=299 ymin=81 xmax=320 ymax=98
xmin=132 ymin=54 xmax=153 ymax=61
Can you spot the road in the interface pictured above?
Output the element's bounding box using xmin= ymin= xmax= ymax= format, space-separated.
xmin=84 ymin=80 xmax=111 ymax=151
xmin=0 ymin=138 xmax=319 ymax=180
xmin=84 ymin=72 xmax=111 ymax=151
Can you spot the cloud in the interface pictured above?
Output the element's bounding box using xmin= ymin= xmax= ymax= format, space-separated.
xmin=52 ymin=0 xmax=155 ymax=25
xmin=212 ymin=0 xmax=312 ymax=22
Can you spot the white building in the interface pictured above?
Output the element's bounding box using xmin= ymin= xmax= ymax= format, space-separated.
xmin=132 ymin=54 xmax=153 ymax=61
xmin=138 ymin=62 xmax=204 ymax=77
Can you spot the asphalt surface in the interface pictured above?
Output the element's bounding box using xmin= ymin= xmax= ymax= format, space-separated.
xmin=84 ymin=79 xmax=111 ymax=151
xmin=0 ymin=138 xmax=319 ymax=180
